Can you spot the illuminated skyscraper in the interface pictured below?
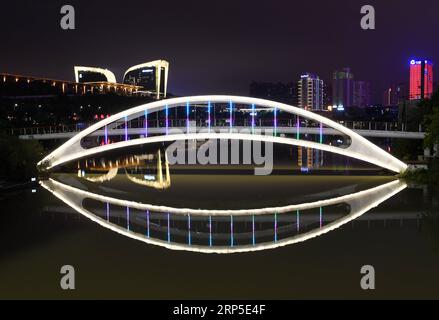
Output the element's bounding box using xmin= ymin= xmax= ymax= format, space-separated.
xmin=353 ymin=80 xmax=371 ymax=108
xmin=332 ymin=68 xmax=354 ymax=110
xmin=409 ymin=59 xmax=433 ymax=100
xmin=298 ymin=73 xmax=324 ymax=111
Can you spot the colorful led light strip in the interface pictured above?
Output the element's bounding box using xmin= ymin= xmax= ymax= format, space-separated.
xmin=126 ymin=206 xmax=130 ymax=231
xmin=319 ymin=122 xmax=323 ymax=144
xmin=252 ymin=215 xmax=256 ymax=245
xmin=167 ymin=213 xmax=170 ymax=243
xmin=229 ymin=101 xmax=233 ymax=132
xmin=251 ymin=103 xmax=255 ymax=133
xmin=320 ymin=207 xmax=323 ymax=228
xmin=188 ymin=214 xmax=191 ymax=246
xmin=208 ymin=101 xmax=211 ymax=133
xmin=146 ymin=210 xmax=150 ymax=238
xmin=104 ymin=125 xmax=108 ymax=144
xmin=165 ymin=104 xmax=169 ymax=135
xmin=124 ymin=115 xmax=128 ymax=141
xmin=209 ymin=215 xmax=212 ymax=247
xmin=230 ymin=215 xmax=234 ymax=247
xmin=186 ymin=101 xmax=190 ymax=133
xmin=144 ymin=110 xmax=148 ymax=137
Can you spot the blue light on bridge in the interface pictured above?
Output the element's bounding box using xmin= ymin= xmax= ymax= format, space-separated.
xmin=319 ymin=123 xmax=323 ymax=144
xmin=296 ymin=116 xmax=300 ymax=140
xmin=251 ymin=103 xmax=256 ymax=133
xmin=146 ymin=210 xmax=150 ymax=238
xmin=274 ymin=213 xmax=278 ymax=242
xmin=106 ymin=202 xmax=109 ymax=221
xmin=319 ymin=207 xmax=323 ymax=228
xmin=296 ymin=210 xmax=300 ymax=232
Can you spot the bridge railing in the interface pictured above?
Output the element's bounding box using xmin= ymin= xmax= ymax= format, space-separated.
xmin=11 ymin=120 xmax=423 ymax=136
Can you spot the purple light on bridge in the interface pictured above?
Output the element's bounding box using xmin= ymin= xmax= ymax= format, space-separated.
xmin=296 ymin=210 xmax=300 ymax=232
xmin=208 ymin=101 xmax=211 ymax=133
xmin=106 ymin=202 xmax=109 ymax=221
xmin=165 ymin=104 xmax=169 ymax=135
xmin=144 ymin=110 xmax=148 ymax=137
xmin=104 ymin=125 xmax=108 ymax=144
xmin=126 ymin=206 xmax=130 ymax=231
xmin=186 ymin=101 xmax=190 ymax=133
xmin=124 ymin=116 xmax=128 ymax=141
xmin=229 ymin=101 xmax=233 ymax=132
xmin=296 ymin=116 xmax=300 ymax=140
xmin=274 ymin=213 xmax=278 ymax=242
xmin=274 ymin=107 xmax=277 ymax=136
xmin=230 ymin=215 xmax=234 ymax=247
xmin=188 ymin=214 xmax=191 ymax=246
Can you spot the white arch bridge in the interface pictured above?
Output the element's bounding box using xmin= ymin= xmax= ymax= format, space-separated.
xmin=37 ymin=95 xmax=408 ymax=173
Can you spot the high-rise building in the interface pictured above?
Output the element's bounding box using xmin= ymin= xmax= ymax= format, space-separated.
xmin=353 ymin=80 xmax=371 ymax=108
xmin=298 ymin=73 xmax=324 ymax=111
xmin=332 ymin=68 xmax=354 ymax=110
xmin=383 ymin=83 xmax=408 ymax=106
xmin=409 ymin=59 xmax=433 ymax=100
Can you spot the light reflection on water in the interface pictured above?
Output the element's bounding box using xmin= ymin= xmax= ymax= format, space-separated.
xmin=3 ymin=148 xmax=439 ymax=298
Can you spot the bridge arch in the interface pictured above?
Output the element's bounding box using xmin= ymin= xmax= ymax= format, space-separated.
xmin=38 ymin=95 xmax=408 ymax=173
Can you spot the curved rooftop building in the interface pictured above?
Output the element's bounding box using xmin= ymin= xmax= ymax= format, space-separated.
xmin=123 ymin=60 xmax=169 ymax=99
xmin=74 ymin=66 xmax=117 ymax=84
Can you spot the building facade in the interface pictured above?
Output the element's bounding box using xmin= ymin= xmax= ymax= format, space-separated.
xmin=74 ymin=66 xmax=116 ymax=83
xmin=383 ymin=83 xmax=408 ymax=106
xmin=353 ymin=80 xmax=371 ymax=108
xmin=123 ymin=60 xmax=169 ymax=99
xmin=298 ymin=73 xmax=324 ymax=111
xmin=409 ymin=59 xmax=434 ymax=100
xmin=332 ymin=68 xmax=354 ymax=110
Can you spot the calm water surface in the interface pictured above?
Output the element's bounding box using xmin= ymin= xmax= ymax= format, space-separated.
xmin=0 ymin=173 xmax=438 ymax=299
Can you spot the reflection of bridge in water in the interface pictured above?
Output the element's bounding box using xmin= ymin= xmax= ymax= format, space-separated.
xmin=37 ymin=96 xmax=409 ymax=173
xmin=40 ymin=178 xmax=407 ymax=254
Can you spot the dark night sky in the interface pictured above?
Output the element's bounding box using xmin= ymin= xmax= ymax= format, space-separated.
xmin=1 ymin=0 xmax=438 ymax=103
